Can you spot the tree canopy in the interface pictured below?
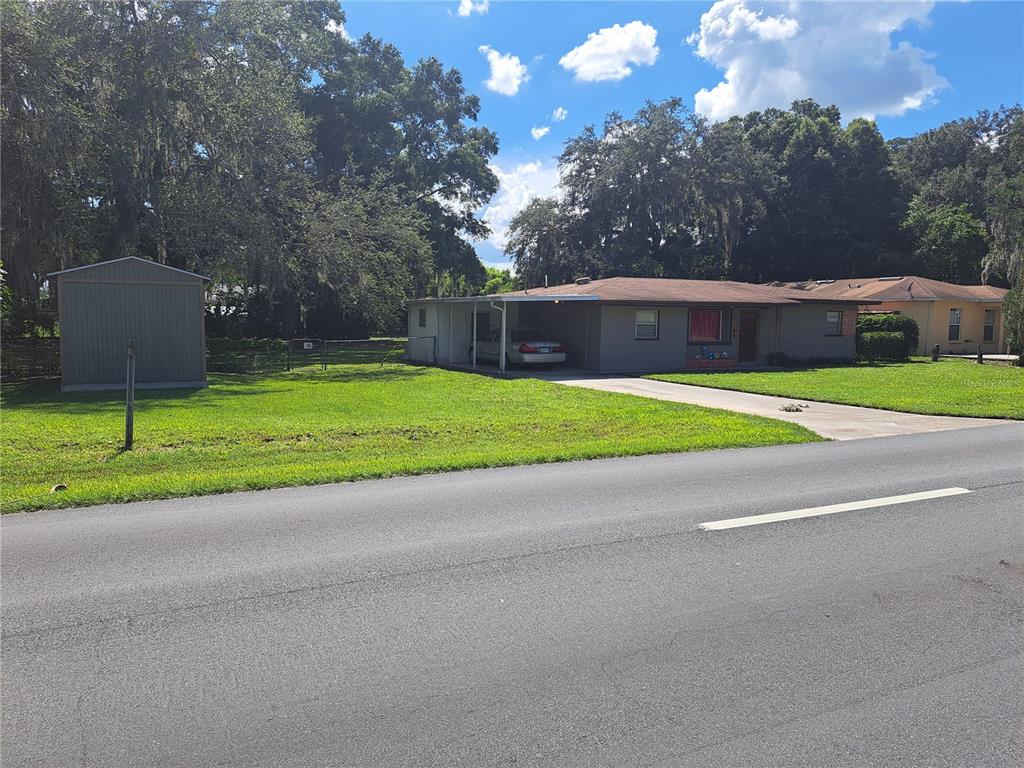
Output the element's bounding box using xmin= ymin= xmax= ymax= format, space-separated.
xmin=3 ymin=3 xmax=1021 ymax=341
xmin=1 ymin=0 xmax=497 ymax=337
xmin=506 ymin=99 xmax=1022 ymax=293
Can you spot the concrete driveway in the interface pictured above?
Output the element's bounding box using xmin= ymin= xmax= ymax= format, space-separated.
xmin=525 ymin=370 xmax=1007 ymax=440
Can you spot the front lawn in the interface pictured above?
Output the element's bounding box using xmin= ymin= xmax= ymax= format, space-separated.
xmin=647 ymin=359 xmax=1023 ymax=419
xmin=1 ymin=362 xmax=818 ymax=513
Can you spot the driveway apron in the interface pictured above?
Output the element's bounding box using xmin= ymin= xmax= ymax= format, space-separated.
xmin=524 ymin=371 xmax=1008 ymax=441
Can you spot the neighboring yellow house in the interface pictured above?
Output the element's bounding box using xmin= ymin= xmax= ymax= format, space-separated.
xmin=774 ymin=276 xmax=1008 ymax=356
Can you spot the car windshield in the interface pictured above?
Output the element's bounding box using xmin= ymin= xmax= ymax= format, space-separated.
xmin=510 ymin=329 xmax=547 ymax=341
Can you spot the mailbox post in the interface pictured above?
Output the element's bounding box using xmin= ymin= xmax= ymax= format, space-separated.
xmin=125 ymin=340 xmax=136 ymax=450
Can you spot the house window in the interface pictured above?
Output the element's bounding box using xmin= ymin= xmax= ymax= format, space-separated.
xmin=418 ymin=308 xmax=427 ymax=328
xmin=948 ymin=308 xmax=961 ymax=341
xmin=983 ymin=309 xmax=995 ymax=342
xmin=688 ymin=308 xmax=730 ymax=343
xmin=635 ymin=309 xmax=659 ymax=340
xmin=825 ymin=311 xmax=843 ymax=336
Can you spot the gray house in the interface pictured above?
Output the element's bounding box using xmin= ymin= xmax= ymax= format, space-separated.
xmin=407 ymin=277 xmax=869 ymax=373
xmin=49 ymin=257 xmax=209 ymax=391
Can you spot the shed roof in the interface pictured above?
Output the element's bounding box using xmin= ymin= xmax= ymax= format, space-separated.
xmin=500 ymin=276 xmax=869 ymax=305
xmin=48 ymin=256 xmax=210 ymax=282
xmin=770 ymin=276 xmax=1006 ymax=302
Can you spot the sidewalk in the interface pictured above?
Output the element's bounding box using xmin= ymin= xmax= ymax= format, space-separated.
xmin=527 ymin=371 xmax=1008 ymax=441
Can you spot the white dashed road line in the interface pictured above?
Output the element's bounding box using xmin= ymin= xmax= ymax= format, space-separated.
xmin=700 ymin=487 xmax=972 ymax=531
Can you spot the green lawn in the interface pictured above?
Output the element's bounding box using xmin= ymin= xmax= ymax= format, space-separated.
xmin=1 ymin=362 xmax=818 ymax=513
xmin=647 ymin=359 xmax=1023 ymax=419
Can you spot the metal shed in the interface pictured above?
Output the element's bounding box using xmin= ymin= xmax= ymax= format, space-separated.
xmin=49 ymin=257 xmax=210 ymax=392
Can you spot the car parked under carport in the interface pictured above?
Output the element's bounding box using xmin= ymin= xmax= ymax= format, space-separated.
xmin=471 ymin=327 xmax=567 ymax=367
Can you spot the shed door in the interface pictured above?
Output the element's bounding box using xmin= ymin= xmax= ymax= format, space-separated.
xmin=738 ymin=310 xmax=758 ymax=362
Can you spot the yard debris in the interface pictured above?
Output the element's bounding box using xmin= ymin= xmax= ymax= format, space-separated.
xmin=779 ymin=404 xmax=804 ymax=412
xmin=50 ymin=483 xmax=68 ymax=493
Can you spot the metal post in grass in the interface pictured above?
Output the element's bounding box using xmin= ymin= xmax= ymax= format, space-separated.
xmin=125 ymin=340 xmax=136 ymax=450
xmin=977 ymin=344 xmax=984 ymax=364
xmin=321 ymin=338 xmax=327 ymax=371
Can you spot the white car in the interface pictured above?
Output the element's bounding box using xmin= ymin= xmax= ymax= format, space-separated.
xmin=471 ymin=327 xmax=567 ymax=366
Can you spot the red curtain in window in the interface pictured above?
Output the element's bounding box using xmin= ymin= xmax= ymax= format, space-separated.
xmin=690 ymin=309 xmax=721 ymax=342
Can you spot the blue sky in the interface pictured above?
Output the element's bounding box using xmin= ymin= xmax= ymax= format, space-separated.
xmin=342 ymin=1 xmax=1024 ymax=267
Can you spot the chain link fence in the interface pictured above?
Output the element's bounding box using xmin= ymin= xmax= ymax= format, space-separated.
xmin=1 ymin=338 xmax=61 ymax=380
xmin=206 ymin=337 xmax=422 ymax=374
xmin=3 ymin=336 xmax=436 ymax=381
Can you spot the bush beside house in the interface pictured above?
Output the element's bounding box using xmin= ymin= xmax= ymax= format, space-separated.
xmin=856 ymin=313 xmax=918 ymax=361
xmin=857 ymin=331 xmax=910 ymax=361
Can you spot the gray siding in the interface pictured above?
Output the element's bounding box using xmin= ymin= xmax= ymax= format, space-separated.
xmin=776 ymin=304 xmax=856 ymax=360
xmin=406 ymin=303 xmax=438 ymax=362
xmin=56 ymin=259 xmax=207 ymax=390
xmin=407 ymin=300 xmax=521 ymax=365
xmin=599 ymin=306 xmax=690 ymax=372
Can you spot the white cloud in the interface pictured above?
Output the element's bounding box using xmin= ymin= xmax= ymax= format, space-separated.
xmin=481 ymin=160 xmax=560 ymax=250
xmin=324 ymin=18 xmax=350 ymax=40
xmin=457 ymin=0 xmax=488 ymax=17
xmin=530 ymin=126 xmax=551 ymax=140
xmin=552 ymin=106 xmax=569 ymax=122
xmin=478 ymin=45 xmax=529 ymax=96
xmin=559 ymin=21 xmax=660 ymax=82
xmin=687 ymin=0 xmax=949 ymax=121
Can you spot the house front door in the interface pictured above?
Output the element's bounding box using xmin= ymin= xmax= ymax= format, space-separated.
xmin=738 ymin=310 xmax=758 ymax=362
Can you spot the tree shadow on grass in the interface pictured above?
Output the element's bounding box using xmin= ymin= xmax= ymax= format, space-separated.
xmin=2 ymin=363 xmax=434 ymax=413
xmin=273 ymin=364 xmax=432 ymax=385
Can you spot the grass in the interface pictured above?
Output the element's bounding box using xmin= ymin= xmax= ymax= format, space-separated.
xmin=647 ymin=358 xmax=1023 ymax=420
xmin=1 ymin=362 xmax=819 ymax=513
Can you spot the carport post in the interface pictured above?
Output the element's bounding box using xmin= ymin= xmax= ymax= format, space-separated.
xmin=499 ymin=299 xmax=507 ymax=374
xmin=472 ymin=302 xmax=477 ymax=369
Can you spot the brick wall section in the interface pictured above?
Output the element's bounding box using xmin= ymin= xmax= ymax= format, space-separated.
xmin=842 ymin=310 xmax=857 ymax=336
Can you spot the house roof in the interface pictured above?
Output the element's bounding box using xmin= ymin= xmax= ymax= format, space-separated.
xmin=770 ymin=276 xmax=1006 ymax=302
xmin=500 ymin=276 xmax=870 ymax=305
xmin=47 ymin=256 xmax=210 ymax=281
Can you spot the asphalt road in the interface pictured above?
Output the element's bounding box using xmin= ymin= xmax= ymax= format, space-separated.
xmin=2 ymin=424 xmax=1022 ymax=767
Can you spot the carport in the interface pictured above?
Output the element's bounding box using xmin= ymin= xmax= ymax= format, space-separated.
xmin=406 ymin=293 xmax=599 ymax=373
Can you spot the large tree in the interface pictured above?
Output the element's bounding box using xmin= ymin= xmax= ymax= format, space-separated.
xmin=1 ymin=0 xmax=497 ymax=338
xmin=557 ymin=100 xmax=700 ymax=278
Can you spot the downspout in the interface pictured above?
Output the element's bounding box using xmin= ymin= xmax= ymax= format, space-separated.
xmin=774 ymin=308 xmax=782 ymax=366
xmin=490 ymin=299 xmax=507 ymax=374
xmin=584 ymin=306 xmax=590 ymax=369
xmin=923 ymin=302 xmax=932 ymax=356
xmin=472 ymin=301 xmax=478 ymax=369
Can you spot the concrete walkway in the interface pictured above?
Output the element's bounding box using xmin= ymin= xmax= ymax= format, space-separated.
xmin=527 ymin=371 xmax=1007 ymax=440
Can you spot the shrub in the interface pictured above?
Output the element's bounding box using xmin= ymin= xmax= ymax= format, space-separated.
xmin=857 ymin=313 xmax=919 ymax=352
xmin=857 ymin=331 xmax=910 ymax=361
